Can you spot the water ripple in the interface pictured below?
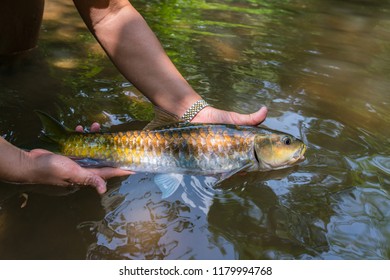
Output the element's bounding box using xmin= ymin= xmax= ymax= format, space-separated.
xmin=324 ymin=187 xmax=390 ymax=259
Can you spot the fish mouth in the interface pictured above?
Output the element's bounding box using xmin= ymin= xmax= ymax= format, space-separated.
xmin=284 ymin=145 xmax=306 ymax=166
xmin=292 ymin=144 xmax=307 ymax=162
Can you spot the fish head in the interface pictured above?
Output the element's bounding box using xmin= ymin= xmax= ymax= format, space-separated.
xmin=254 ymin=133 xmax=306 ymax=170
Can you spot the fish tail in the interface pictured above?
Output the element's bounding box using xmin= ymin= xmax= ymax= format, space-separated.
xmin=35 ymin=110 xmax=73 ymax=143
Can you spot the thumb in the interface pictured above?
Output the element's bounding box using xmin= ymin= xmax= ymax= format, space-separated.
xmin=230 ymin=106 xmax=268 ymax=126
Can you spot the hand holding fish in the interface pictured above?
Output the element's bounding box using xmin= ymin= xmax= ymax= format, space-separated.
xmin=25 ymin=149 xmax=132 ymax=194
xmin=75 ymin=106 xmax=268 ymax=132
xmin=0 ymin=125 xmax=132 ymax=195
xmin=191 ymin=106 xmax=268 ymax=126
xmin=72 ymin=1 xmax=268 ymax=128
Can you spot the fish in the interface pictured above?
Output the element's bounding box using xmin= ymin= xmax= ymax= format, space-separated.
xmin=36 ymin=110 xmax=306 ymax=198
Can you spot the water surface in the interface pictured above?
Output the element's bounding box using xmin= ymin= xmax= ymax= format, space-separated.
xmin=1 ymin=0 xmax=390 ymax=259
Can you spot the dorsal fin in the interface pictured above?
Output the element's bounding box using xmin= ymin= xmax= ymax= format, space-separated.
xmin=35 ymin=110 xmax=73 ymax=143
xmin=143 ymin=106 xmax=183 ymax=131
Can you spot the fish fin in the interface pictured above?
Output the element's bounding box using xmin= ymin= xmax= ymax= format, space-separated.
xmin=71 ymin=157 xmax=115 ymax=168
xmin=35 ymin=111 xmax=73 ymax=143
xmin=143 ymin=106 xmax=182 ymax=131
xmin=154 ymin=173 xmax=184 ymax=198
xmin=214 ymin=162 xmax=253 ymax=184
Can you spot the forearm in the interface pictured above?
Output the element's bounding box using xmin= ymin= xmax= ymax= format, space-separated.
xmin=73 ymin=0 xmax=201 ymax=117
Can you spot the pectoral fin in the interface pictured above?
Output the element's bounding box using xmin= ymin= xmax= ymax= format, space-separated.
xmin=154 ymin=163 xmax=252 ymax=199
xmin=154 ymin=173 xmax=184 ymax=198
xmin=72 ymin=157 xmax=115 ymax=168
xmin=143 ymin=106 xmax=182 ymax=131
xmin=214 ymin=162 xmax=253 ymax=184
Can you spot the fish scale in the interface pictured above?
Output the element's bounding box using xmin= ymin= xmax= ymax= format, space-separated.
xmin=60 ymin=124 xmax=256 ymax=174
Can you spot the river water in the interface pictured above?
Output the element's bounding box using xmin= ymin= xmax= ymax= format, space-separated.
xmin=0 ymin=0 xmax=390 ymax=259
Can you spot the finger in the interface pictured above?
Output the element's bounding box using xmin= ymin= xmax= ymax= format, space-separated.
xmin=90 ymin=122 xmax=101 ymax=133
xmin=75 ymin=125 xmax=84 ymax=133
xmin=230 ymin=106 xmax=267 ymax=126
xmin=74 ymin=168 xmax=132 ymax=195
xmin=80 ymin=174 xmax=108 ymax=194
xmin=89 ymin=167 xmax=133 ymax=180
xmin=85 ymin=169 xmax=132 ymax=194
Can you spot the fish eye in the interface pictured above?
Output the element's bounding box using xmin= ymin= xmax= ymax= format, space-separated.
xmin=282 ymin=136 xmax=292 ymax=145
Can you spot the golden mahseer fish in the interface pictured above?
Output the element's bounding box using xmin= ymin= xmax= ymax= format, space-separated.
xmin=36 ymin=111 xmax=306 ymax=198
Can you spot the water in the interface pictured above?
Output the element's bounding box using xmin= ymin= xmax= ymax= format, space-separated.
xmin=1 ymin=0 xmax=390 ymax=259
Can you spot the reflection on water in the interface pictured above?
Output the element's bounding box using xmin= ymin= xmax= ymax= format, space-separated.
xmin=1 ymin=0 xmax=390 ymax=259
xmin=82 ymin=174 xmax=231 ymax=259
xmin=324 ymin=187 xmax=390 ymax=259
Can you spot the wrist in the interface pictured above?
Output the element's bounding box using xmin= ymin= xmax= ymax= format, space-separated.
xmin=0 ymin=148 xmax=33 ymax=184
xmin=17 ymin=149 xmax=54 ymax=185
xmin=180 ymin=99 xmax=210 ymax=122
xmin=151 ymin=88 xmax=202 ymax=119
xmin=17 ymin=150 xmax=39 ymax=184
xmin=22 ymin=149 xmax=56 ymax=185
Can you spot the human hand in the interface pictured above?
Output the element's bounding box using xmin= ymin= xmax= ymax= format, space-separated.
xmin=25 ymin=121 xmax=131 ymax=194
xmin=27 ymin=149 xmax=132 ymax=194
xmin=191 ymin=106 xmax=268 ymax=126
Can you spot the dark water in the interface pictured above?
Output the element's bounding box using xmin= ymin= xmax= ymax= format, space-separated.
xmin=1 ymin=0 xmax=390 ymax=259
